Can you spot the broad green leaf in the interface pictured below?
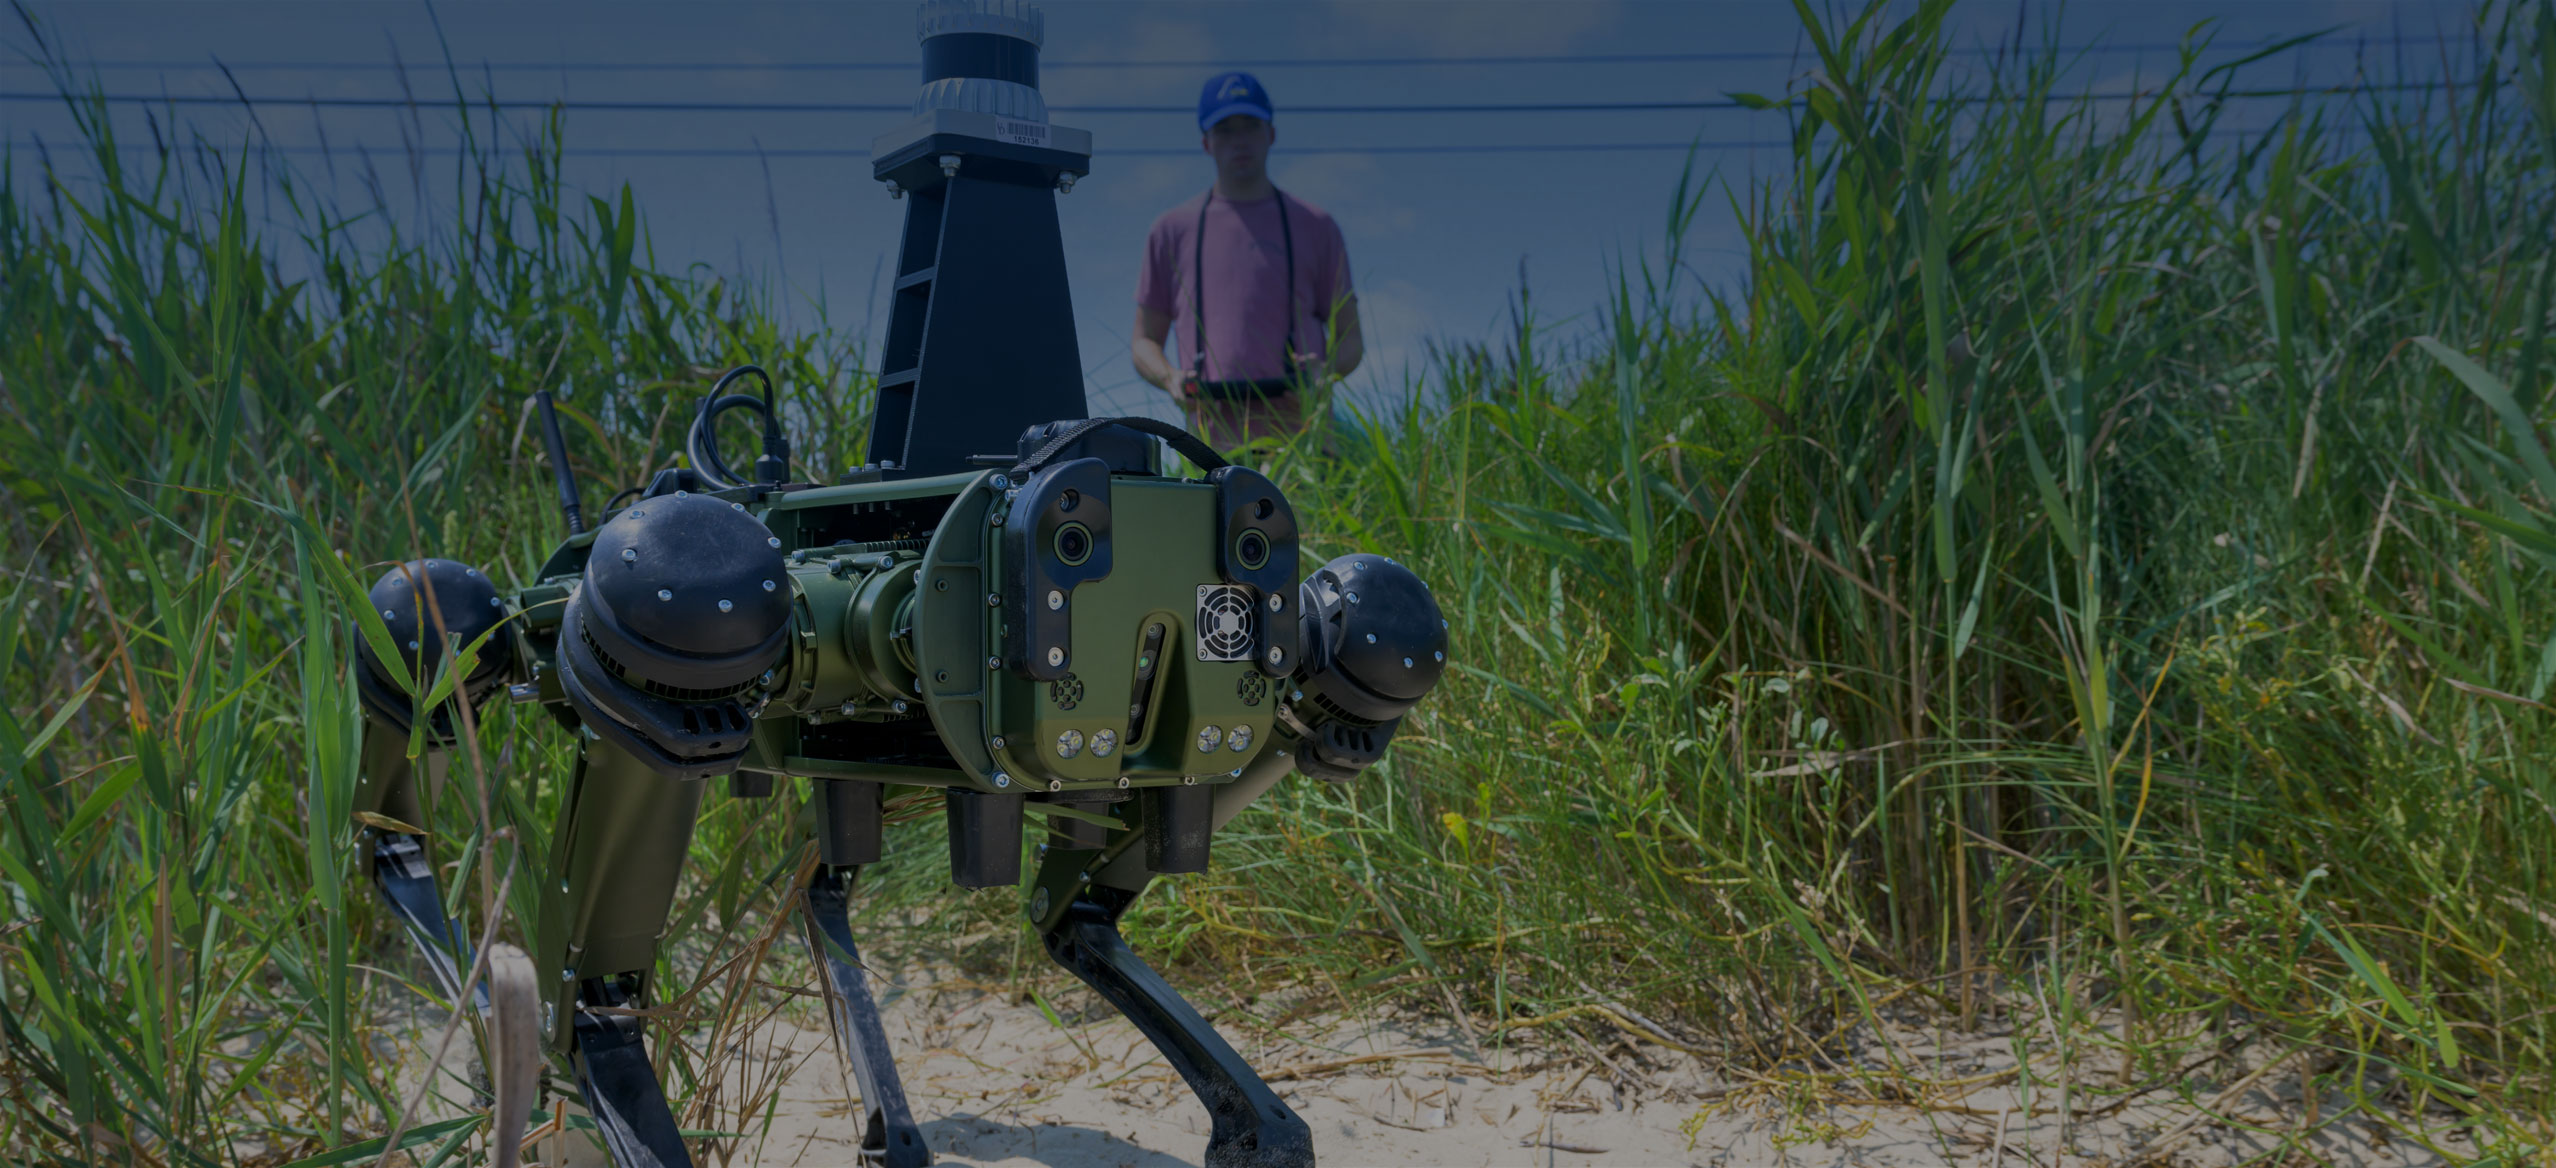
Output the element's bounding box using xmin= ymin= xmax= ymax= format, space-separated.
xmin=2419 ymin=336 xmax=2556 ymax=503
xmin=17 ymin=666 xmax=102 ymax=762
xmin=59 ymin=761 xmax=143 ymax=841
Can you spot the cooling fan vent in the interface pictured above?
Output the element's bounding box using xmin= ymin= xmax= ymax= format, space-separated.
xmin=1195 ymin=585 xmax=1256 ymax=662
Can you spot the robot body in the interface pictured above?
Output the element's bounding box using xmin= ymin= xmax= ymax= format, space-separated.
xmin=338 ymin=5 xmax=1448 ymax=1163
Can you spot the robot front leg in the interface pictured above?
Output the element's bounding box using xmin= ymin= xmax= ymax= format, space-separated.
xmin=531 ymin=756 xmax=936 ymax=1168
xmin=534 ymin=736 xmax=707 ymax=1168
xmin=1019 ymin=545 xmax=1450 ymax=1168
xmin=531 ymin=487 xmax=928 ymax=1166
xmin=1038 ymin=886 xmax=1315 ymax=1168
xmin=1026 ymin=767 xmax=1315 ymax=1168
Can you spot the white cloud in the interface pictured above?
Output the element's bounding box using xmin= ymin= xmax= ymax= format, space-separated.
xmin=1336 ymin=276 xmax=1438 ymax=413
xmin=1272 ymin=153 xmax=1417 ymax=236
xmin=1102 ymin=155 xmax=1206 ymax=210
xmin=1268 ymin=152 xmax=1373 ymax=208
xmin=1042 ymin=15 xmax=1221 ymax=104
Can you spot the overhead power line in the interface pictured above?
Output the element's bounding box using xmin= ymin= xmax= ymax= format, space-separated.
xmin=0 ymin=78 xmax=2482 ymax=117
xmin=0 ymin=119 xmax=2349 ymax=164
xmin=0 ymin=37 xmax=2460 ymax=74
xmin=8 ymin=139 xmax=1793 ymax=160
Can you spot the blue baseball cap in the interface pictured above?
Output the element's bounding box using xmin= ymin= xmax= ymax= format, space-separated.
xmin=1198 ymin=71 xmax=1273 ymax=133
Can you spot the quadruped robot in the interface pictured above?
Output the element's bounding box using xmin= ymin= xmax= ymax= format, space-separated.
xmin=343 ymin=4 xmax=1447 ymax=1165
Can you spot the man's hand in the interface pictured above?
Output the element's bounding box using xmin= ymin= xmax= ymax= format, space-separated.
xmin=1288 ymin=349 xmax=1342 ymax=388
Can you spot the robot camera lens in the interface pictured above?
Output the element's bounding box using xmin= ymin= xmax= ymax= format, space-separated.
xmin=1236 ymin=529 xmax=1269 ymax=570
xmin=1055 ymin=521 xmax=1093 ymax=566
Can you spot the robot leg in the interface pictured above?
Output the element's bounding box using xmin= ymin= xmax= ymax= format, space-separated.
xmin=800 ymin=779 xmax=930 ymax=1167
xmin=536 ymin=736 xmax=706 ymax=1168
xmin=1026 ymin=773 xmax=1315 ymax=1168
xmin=1023 ymin=550 xmax=1451 ymax=1168
xmin=356 ymin=724 xmax=482 ymax=1007
xmin=351 ymin=557 xmax=512 ymax=1011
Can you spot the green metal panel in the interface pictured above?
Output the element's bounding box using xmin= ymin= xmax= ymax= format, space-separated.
xmin=915 ymin=471 xmax=1004 ymax=788
xmin=985 ymin=478 xmax=1271 ymax=791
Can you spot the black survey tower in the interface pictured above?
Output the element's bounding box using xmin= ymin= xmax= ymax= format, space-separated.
xmin=864 ymin=0 xmax=1092 ymax=478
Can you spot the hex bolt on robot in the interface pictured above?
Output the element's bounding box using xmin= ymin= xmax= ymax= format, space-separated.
xmin=339 ymin=4 xmax=1447 ymax=1166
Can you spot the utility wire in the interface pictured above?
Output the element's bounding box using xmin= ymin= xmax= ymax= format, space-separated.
xmin=0 ymin=36 xmax=2462 ymax=73
xmin=0 ymin=119 xmax=2346 ymax=163
xmin=7 ymin=139 xmax=1791 ymax=159
xmin=0 ymin=78 xmax=2485 ymax=116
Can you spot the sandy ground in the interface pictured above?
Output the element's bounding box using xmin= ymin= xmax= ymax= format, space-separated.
xmin=376 ymin=957 xmax=2488 ymax=1168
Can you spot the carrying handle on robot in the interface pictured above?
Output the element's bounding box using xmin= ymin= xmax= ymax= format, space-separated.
xmin=1011 ymin=416 xmax=1228 ymax=480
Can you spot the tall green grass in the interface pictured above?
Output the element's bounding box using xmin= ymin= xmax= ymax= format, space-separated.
xmin=1173 ymin=0 xmax=2556 ymax=1157
xmin=5 ymin=0 xmax=2556 ymax=1162
xmin=0 ymin=36 xmax=869 ymax=1162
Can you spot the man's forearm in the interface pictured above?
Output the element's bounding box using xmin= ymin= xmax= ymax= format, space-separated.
xmin=1329 ymin=333 xmax=1363 ymax=378
xmin=1327 ymin=300 xmax=1364 ymax=378
xmin=1132 ymin=335 xmax=1179 ymax=393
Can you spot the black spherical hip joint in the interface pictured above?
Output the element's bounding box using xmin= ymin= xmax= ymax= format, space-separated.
xmin=558 ymin=493 xmax=792 ymax=779
xmin=1296 ymin=554 xmax=1449 ymax=724
xmin=1278 ymin=554 xmax=1451 ymax=782
xmin=353 ymin=557 xmax=509 ymax=738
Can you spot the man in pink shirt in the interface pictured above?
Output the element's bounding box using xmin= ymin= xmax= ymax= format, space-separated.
xmin=1133 ymin=72 xmax=1363 ymax=454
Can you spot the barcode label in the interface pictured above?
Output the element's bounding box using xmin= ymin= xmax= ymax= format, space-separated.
xmin=992 ymin=119 xmax=1051 ymax=149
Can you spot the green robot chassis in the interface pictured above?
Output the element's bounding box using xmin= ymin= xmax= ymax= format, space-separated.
xmin=349 ymin=417 xmax=1448 ymax=1168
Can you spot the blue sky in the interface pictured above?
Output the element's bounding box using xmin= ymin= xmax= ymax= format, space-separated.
xmin=4 ymin=1 xmax=2480 ymax=425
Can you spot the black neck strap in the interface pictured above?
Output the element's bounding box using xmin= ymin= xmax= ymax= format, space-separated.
xmin=1191 ymin=186 xmax=1295 ymax=383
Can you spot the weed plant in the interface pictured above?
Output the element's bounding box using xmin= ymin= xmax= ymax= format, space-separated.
xmin=4 ymin=0 xmax=2555 ymax=1163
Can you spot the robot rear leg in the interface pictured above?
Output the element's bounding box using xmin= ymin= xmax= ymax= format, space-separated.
xmin=801 ymin=778 xmax=931 ymax=1167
